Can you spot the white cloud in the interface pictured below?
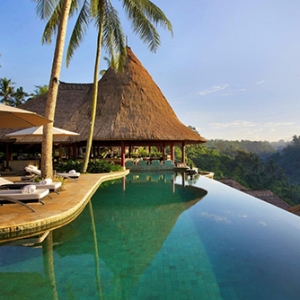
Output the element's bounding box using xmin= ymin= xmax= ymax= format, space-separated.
xmin=256 ymin=80 xmax=264 ymax=85
xmin=210 ymin=120 xmax=257 ymax=129
xmin=196 ymin=84 xmax=229 ymax=96
xmin=209 ymin=120 xmax=295 ymax=130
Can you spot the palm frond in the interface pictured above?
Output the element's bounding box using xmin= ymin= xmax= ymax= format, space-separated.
xmin=141 ymin=1 xmax=173 ymax=35
xmin=35 ymin=0 xmax=58 ymax=20
xmin=122 ymin=0 xmax=160 ymax=52
xmin=41 ymin=0 xmax=83 ymax=44
xmin=101 ymin=1 xmax=126 ymax=71
xmin=66 ymin=0 xmax=91 ymax=66
xmin=90 ymin=0 xmax=101 ymax=18
xmin=42 ymin=0 xmax=63 ymax=44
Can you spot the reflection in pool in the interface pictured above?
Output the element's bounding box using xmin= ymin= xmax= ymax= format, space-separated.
xmin=1 ymin=172 xmax=300 ymax=299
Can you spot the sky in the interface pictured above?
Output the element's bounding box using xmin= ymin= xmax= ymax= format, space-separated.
xmin=1 ymin=0 xmax=300 ymax=142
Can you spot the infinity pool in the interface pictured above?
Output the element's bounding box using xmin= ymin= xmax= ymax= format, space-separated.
xmin=1 ymin=172 xmax=300 ymax=299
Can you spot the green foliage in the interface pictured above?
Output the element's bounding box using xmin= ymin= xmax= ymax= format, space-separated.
xmin=53 ymin=159 xmax=122 ymax=173
xmin=185 ymin=138 xmax=300 ymax=206
xmin=54 ymin=159 xmax=82 ymax=172
xmin=203 ymin=139 xmax=278 ymax=159
xmin=0 ymin=77 xmax=32 ymax=106
xmin=270 ymin=135 xmax=300 ymax=184
xmin=86 ymin=160 xmax=123 ymax=173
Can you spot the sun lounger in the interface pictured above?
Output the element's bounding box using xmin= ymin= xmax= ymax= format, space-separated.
xmin=22 ymin=166 xmax=41 ymax=181
xmin=55 ymin=171 xmax=80 ymax=181
xmin=24 ymin=165 xmax=80 ymax=182
xmin=0 ymin=177 xmax=61 ymax=194
xmin=0 ymin=188 xmax=50 ymax=212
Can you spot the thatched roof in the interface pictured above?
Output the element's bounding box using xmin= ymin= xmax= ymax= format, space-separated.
xmin=218 ymin=178 xmax=248 ymax=191
xmin=0 ymin=47 xmax=205 ymax=145
xmin=218 ymin=178 xmax=291 ymax=210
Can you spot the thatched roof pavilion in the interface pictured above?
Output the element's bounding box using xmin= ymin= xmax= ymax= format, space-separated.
xmin=0 ymin=47 xmax=205 ymax=166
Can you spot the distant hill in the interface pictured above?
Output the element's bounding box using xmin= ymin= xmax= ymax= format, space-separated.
xmin=203 ymin=139 xmax=279 ymax=159
xmin=269 ymin=140 xmax=289 ymax=152
xmin=270 ymin=135 xmax=300 ymax=185
xmin=184 ymin=135 xmax=300 ymax=206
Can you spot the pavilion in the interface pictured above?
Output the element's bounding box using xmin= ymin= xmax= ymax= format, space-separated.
xmin=0 ymin=47 xmax=205 ymax=169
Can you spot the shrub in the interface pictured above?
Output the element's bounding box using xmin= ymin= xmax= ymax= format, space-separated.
xmin=54 ymin=159 xmax=82 ymax=172
xmin=53 ymin=159 xmax=123 ymax=173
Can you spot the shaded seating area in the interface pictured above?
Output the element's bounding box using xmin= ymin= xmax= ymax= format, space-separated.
xmin=0 ymin=48 xmax=206 ymax=173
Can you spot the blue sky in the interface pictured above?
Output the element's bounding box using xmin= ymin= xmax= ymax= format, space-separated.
xmin=1 ymin=0 xmax=300 ymax=142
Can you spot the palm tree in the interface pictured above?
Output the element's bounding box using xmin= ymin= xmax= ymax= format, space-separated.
xmin=42 ymin=0 xmax=172 ymax=173
xmin=33 ymin=84 xmax=49 ymax=96
xmin=27 ymin=85 xmax=49 ymax=102
xmin=76 ymin=0 xmax=172 ymax=172
xmin=265 ymin=158 xmax=277 ymax=177
xmin=36 ymin=0 xmax=73 ymax=178
xmin=79 ymin=1 xmax=127 ymax=173
xmin=0 ymin=77 xmax=15 ymax=106
xmin=12 ymin=87 xmax=29 ymax=106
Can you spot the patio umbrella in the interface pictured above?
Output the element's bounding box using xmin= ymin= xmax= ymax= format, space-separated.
xmin=0 ymin=103 xmax=52 ymax=128
xmin=5 ymin=126 xmax=80 ymax=138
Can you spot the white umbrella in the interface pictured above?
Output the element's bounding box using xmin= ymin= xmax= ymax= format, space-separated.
xmin=0 ymin=103 xmax=52 ymax=128
xmin=6 ymin=126 xmax=80 ymax=138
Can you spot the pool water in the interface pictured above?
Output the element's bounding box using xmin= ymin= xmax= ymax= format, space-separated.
xmin=1 ymin=172 xmax=300 ymax=299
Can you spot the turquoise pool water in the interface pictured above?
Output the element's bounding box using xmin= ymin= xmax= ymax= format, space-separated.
xmin=1 ymin=172 xmax=300 ymax=299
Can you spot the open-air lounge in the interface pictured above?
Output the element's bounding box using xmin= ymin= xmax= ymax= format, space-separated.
xmin=0 ymin=48 xmax=206 ymax=177
xmin=0 ymin=47 xmax=206 ymax=174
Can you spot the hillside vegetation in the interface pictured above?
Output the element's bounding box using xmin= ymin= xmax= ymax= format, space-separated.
xmin=181 ymin=136 xmax=300 ymax=206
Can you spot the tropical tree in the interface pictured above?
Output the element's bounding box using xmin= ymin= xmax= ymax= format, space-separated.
xmin=12 ymin=86 xmax=29 ymax=106
xmin=33 ymin=84 xmax=49 ymax=97
xmin=41 ymin=0 xmax=172 ymax=173
xmin=0 ymin=77 xmax=15 ymax=105
xmin=36 ymin=0 xmax=73 ymax=178
xmin=76 ymin=0 xmax=172 ymax=172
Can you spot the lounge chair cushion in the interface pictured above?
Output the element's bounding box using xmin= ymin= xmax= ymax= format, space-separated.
xmin=56 ymin=171 xmax=80 ymax=178
xmin=0 ymin=189 xmax=49 ymax=202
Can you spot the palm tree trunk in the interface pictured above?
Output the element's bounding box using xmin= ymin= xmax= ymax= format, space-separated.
xmin=41 ymin=0 xmax=72 ymax=178
xmin=82 ymin=20 xmax=104 ymax=173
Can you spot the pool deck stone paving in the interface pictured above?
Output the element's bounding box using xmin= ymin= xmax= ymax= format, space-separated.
xmin=0 ymin=170 xmax=129 ymax=242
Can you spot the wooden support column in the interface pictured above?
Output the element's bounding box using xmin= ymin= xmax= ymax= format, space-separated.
xmin=181 ymin=141 xmax=186 ymax=163
xmin=170 ymin=143 xmax=174 ymax=161
xmin=121 ymin=140 xmax=125 ymax=169
xmin=73 ymin=143 xmax=77 ymax=159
